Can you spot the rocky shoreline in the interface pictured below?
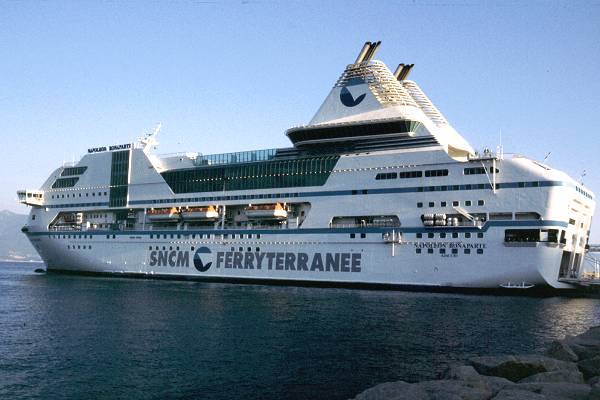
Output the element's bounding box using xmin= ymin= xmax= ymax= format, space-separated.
xmin=352 ymin=326 xmax=600 ymax=399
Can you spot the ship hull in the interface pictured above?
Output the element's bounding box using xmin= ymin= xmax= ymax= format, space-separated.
xmin=27 ymin=226 xmax=574 ymax=290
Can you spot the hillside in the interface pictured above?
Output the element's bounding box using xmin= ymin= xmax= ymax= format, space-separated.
xmin=0 ymin=210 xmax=41 ymax=261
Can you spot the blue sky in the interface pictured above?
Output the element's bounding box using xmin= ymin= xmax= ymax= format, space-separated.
xmin=1 ymin=1 xmax=599 ymax=240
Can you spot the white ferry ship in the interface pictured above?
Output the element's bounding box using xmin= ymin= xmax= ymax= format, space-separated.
xmin=18 ymin=42 xmax=596 ymax=290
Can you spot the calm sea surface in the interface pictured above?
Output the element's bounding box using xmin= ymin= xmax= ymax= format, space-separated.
xmin=1 ymin=262 xmax=600 ymax=400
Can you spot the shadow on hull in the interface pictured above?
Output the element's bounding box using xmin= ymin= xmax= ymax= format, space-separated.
xmin=41 ymin=267 xmax=600 ymax=298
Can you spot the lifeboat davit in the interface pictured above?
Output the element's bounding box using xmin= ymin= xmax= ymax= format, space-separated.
xmin=244 ymin=203 xmax=288 ymax=219
xmin=147 ymin=207 xmax=180 ymax=221
xmin=181 ymin=206 xmax=220 ymax=221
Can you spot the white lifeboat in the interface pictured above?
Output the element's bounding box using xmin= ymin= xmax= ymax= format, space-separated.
xmin=181 ymin=206 xmax=220 ymax=221
xmin=244 ymin=203 xmax=288 ymax=219
xmin=147 ymin=207 xmax=180 ymax=221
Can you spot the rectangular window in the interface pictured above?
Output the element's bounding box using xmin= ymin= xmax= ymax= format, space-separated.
xmin=452 ymin=201 xmax=459 ymax=207
xmin=440 ymin=249 xmax=446 ymax=254
xmin=504 ymin=229 xmax=540 ymax=242
xmin=424 ymin=169 xmax=448 ymax=177
xmin=465 ymin=232 xmax=471 ymax=238
xmin=416 ymin=248 xmax=421 ymax=254
xmin=452 ymin=249 xmax=458 ymax=254
xmin=429 ymin=202 xmax=434 ymax=207
xmin=465 ymin=200 xmax=472 ymax=206
xmin=464 ymin=249 xmax=471 ymax=254
xmin=428 ymin=233 xmax=434 ymax=238
xmin=441 ymin=201 xmax=447 ymax=207
xmin=515 ymin=212 xmax=541 ymax=220
xmin=464 ymin=167 xmax=499 ymax=175
xmin=399 ymin=171 xmax=423 ymax=179
xmin=489 ymin=212 xmax=513 ymax=220
xmin=416 ymin=233 xmax=422 ymax=238
xmin=478 ymin=200 xmax=484 ymax=206
xmin=417 ymin=202 xmax=423 ymax=208
xmin=477 ymin=249 xmax=483 ymax=254
xmin=375 ymin=172 xmax=397 ymax=180
xmin=427 ymin=249 xmax=434 ymax=254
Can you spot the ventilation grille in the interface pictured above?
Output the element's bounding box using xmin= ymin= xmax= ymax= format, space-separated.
xmin=334 ymin=61 xmax=417 ymax=107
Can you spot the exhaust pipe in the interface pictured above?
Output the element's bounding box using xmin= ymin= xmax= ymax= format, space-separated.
xmin=363 ymin=41 xmax=381 ymax=62
xmin=393 ymin=64 xmax=405 ymax=80
xmin=397 ymin=64 xmax=414 ymax=81
xmin=355 ymin=42 xmax=372 ymax=64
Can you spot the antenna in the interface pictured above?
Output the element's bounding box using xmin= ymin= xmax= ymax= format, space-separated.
xmin=139 ymin=122 xmax=161 ymax=153
xmin=496 ymin=128 xmax=504 ymax=159
xmin=580 ymin=170 xmax=587 ymax=185
xmin=543 ymin=151 xmax=551 ymax=162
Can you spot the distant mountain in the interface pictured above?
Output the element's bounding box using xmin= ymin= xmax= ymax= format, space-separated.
xmin=0 ymin=210 xmax=41 ymax=261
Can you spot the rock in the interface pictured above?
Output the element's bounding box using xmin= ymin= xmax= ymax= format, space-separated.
xmin=469 ymin=355 xmax=578 ymax=382
xmin=588 ymin=387 xmax=600 ymax=400
xmin=352 ymin=381 xmax=427 ymax=400
xmin=565 ymin=334 xmax=600 ymax=361
xmin=519 ymin=369 xmax=584 ymax=384
xmin=517 ymin=382 xmax=591 ymax=400
xmin=545 ymin=339 xmax=579 ymax=362
xmin=443 ymin=364 xmax=484 ymax=382
xmin=589 ymin=376 xmax=600 ymax=386
xmin=579 ymin=356 xmax=600 ymax=380
xmin=480 ymin=376 xmax=515 ymax=397
xmin=491 ymin=389 xmax=547 ymax=400
xmin=413 ymin=379 xmax=491 ymax=400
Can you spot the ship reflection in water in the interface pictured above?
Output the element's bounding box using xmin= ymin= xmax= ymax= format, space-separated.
xmin=1 ymin=262 xmax=600 ymax=400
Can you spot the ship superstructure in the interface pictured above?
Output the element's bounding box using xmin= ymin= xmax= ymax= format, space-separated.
xmin=18 ymin=42 xmax=596 ymax=290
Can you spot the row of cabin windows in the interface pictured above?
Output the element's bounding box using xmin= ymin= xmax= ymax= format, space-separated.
xmin=418 ymin=200 xmax=485 ymax=208
xmin=375 ymin=169 xmax=448 ymax=180
xmin=576 ymin=186 xmax=593 ymax=200
xmin=51 ymin=191 xmax=107 ymax=199
xmin=149 ymin=233 xmax=261 ymax=240
xmin=416 ymin=248 xmax=483 ymax=255
xmin=232 ymin=247 xmax=261 ymax=252
xmin=417 ymin=232 xmax=484 ymax=239
xmin=48 ymin=179 xmax=550 ymax=209
xmin=464 ymin=167 xmax=499 ymax=175
xmin=349 ymin=233 xmax=367 ymax=238
xmin=51 ymin=234 xmax=93 ymax=239
xmin=67 ymin=245 xmax=92 ymax=250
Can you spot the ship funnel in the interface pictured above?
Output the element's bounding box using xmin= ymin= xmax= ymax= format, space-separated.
xmin=363 ymin=41 xmax=381 ymax=62
xmin=393 ymin=64 xmax=405 ymax=79
xmin=394 ymin=63 xmax=414 ymax=81
xmin=354 ymin=42 xmax=372 ymax=64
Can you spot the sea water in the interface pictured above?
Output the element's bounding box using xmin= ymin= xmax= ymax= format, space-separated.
xmin=1 ymin=261 xmax=599 ymax=399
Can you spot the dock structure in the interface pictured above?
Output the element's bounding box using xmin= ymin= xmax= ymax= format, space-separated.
xmin=559 ymin=250 xmax=600 ymax=287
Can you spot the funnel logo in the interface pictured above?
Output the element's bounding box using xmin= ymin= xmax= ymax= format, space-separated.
xmin=193 ymin=247 xmax=212 ymax=272
xmin=340 ymin=87 xmax=366 ymax=107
